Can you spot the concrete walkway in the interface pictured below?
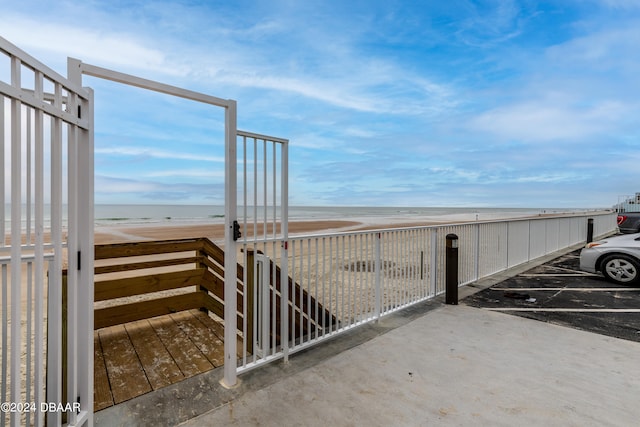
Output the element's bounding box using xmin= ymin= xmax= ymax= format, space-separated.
xmin=180 ymin=304 xmax=640 ymax=426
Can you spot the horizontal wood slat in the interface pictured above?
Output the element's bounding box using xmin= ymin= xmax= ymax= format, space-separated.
xmin=95 ymin=238 xmax=206 ymax=259
xmin=95 ymin=268 xmax=206 ymax=301
xmin=95 ymin=293 xmax=206 ymax=329
xmin=95 ymin=256 xmax=201 ymax=275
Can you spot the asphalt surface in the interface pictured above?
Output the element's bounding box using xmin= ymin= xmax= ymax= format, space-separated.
xmin=464 ymin=249 xmax=640 ymax=343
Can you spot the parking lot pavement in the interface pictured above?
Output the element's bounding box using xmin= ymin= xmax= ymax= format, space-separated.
xmin=464 ymin=250 xmax=640 ymax=343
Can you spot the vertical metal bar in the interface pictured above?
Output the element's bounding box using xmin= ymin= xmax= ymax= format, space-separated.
xmin=1 ymin=94 xmax=6 ymax=426
xmin=46 ymin=80 xmax=62 ymax=427
xmin=314 ymin=238 xmax=319 ymax=339
xmin=505 ymin=221 xmax=510 ymax=269
xmin=251 ymin=247 xmax=257 ymax=363
xmin=240 ymin=135 xmax=248 ymax=367
xmin=527 ymin=220 xmax=532 ymax=261
xmin=33 ymin=71 xmax=45 ymax=427
xmin=340 ymin=236 xmax=345 ymax=326
xmin=242 ymin=135 xmax=247 ymax=244
xmin=306 ymin=239 xmax=311 ymax=339
xmin=222 ymin=100 xmax=238 ymax=387
xmin=374 ymin=232 xmax=381 ymax=320
xmin=430 ymin=229 xmax=437 ymax=296
xmin=368 ymin=233 xmax=373 ymax=315
xmin=0 ymin=94 xmax=5 ymax=246
xmin=270 ymin=241 xmax=276 ymax=356
xmin=10 ymin=55 xmax=23 ymax=427
xmin=66 ymin=93 xmax=79 ymax=427
xmin=298 ymin=239 xmax=303 ymax=344
xmin=1 ymin=264 xmax=7 ymax=427
xmin=281 ymin=239 xmax=289 ymax=363
xmin=262 ymin=139 xmax=267 ymax=242
xmin=26 ymin=261 xmax=32 ymax=427
xmin=280 ymin=139 xmax=289 ymax=361
xmin=26 ymin=108 xmax=32 ymax=246
xmin=329 ymin=238 xmax=334 ymax=333
xmin=347 ymin=235 xmax=352 ymax=324
xmin=75 ymin=84 xmax=95 ymax=426
xmin=357 ymin=234 xmax=362 ymax=319
xmin=259 ymin=255 xmax=269 ymax=357
xmin=272 ymin=142 xmax=276 ymax=240
xmin=475 ymin=223 xmax=480 ymax=281
xmin=253 ymin=137 xmax=257 ymax=241
xmin=320 ymin=237 xmax=326 ymax=334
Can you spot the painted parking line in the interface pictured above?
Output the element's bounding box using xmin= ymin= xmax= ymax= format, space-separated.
xmin=491 ymin=287 xmax=640 ymax=292
xmin=485 ymin=308 xmax=640 ymax=312
xmin=519 ymin=273 xmax=600 ymax=277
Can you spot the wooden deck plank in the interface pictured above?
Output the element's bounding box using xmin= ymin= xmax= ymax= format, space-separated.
xmin=192 ymin=310 xmax=245 ymax=358
xmin=148 ymin=315 xmax=214 ymax=378
xmin=93 ymin=335 xmax=114 ymax=411
xmin=170 ymin=312 xmax=225 ymax=367
xmin=124 ymin=320 xmax=185 ymax=390
xmin=98 ymin=325 xmax=152 ymax=404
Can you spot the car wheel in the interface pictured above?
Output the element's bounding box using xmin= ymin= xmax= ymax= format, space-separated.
xmin=601 ymin=254 xmax=640 ymax=285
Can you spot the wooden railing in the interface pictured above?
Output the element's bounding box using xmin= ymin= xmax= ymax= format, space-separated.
xmin=63 ymin=237 xmax=335 ymax=350
xmin=86 ymin=238 xmax=240 ymax=329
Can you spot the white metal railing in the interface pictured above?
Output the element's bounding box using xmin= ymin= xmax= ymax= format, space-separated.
xmin=1 ymin=36 xmax=92 ymax=427
xmin=235 ymin=212 xmax=616 ymax=374
xmin=1 ymin=254 xmax=54 ymax=427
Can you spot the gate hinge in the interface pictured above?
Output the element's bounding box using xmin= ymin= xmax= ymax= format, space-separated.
xmin=77 ymin=250 xmax=81 ymax=271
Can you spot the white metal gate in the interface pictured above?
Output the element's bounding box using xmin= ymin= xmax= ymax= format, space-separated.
xmin=2 ymin=35 xmax=290 ymax=418
xmin=232 ymin=131 xmax=289 ymax=377
xmin=1 ymin=37 xmax=93 ymax=427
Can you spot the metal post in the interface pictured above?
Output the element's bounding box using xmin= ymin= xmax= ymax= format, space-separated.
xmin=222 ymin=100 xmax=238 ymax=388
xmin=587 ymin=218 xmax=594 ymax=243
xmin=445 ymin=234 xmax=459 ymax=305
xmin=10 ymin=54 xmax=22 ymax=427
xmin=374 ymin=233 xmax=382 ymax=319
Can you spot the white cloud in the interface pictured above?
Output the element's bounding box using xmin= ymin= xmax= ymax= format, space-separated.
xmin=470 ymin=99 xmax=626 ymax=143
xmin=95 ymin=146 xmax=224 ymax=162
xmin=546 ymin=25 xmax=640 ymax=73
xmin=2 ymin=15 xmax=180 ymax=75
xmin=143 ymin=169 xmax=224 ymax=178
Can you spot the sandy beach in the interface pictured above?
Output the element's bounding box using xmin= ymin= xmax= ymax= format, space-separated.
xmin=92 ymin=209 xmax=586 ymax=245
xmin=93 ymin=220 xmax=363 ymax=244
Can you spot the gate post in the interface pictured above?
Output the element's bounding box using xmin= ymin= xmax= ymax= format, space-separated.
xmin=222 ymin=100 xmax=239 ymax=388
xmin=67 ymin=58 xmax=94 ymax=427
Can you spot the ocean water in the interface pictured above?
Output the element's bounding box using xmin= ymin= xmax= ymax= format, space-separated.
xmin=92 ymin=204 xmax=582 ymax=227
xmin=3 ymin=204 xmax=596 ymax=230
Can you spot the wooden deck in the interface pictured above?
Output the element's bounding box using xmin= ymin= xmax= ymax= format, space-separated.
xmin=94 ymin=309 xmax=232 ymax=411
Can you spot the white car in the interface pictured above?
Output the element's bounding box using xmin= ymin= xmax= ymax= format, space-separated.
xmin=580 ymin=233 xmax=640 ymax=285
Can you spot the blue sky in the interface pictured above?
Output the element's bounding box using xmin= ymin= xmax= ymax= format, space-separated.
xmin=2 ymin=0 xmax=639 ymax=208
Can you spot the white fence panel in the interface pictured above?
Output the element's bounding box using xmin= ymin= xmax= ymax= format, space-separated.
xmin=507 ymin=220 xmax=531 ymax=268
xmin=233 ymin=212 xmax=616 ymax=376
xmin=477 ymin=222 xmax=508 ymax=279
xmin=545 ymin=218 xmax=560 ymax=253
xmin=528 ymin=220 xmax=548 ymax=260
xmin=1 ymin=37 xmax=92 ymax=427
